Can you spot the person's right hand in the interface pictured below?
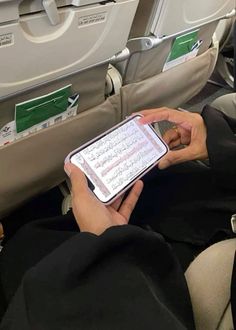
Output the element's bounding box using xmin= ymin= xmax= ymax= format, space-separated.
xmin=139 ymin=107 xmax=208 ymax=169
xmin=65 ymin=164 xmax=143 ymax=235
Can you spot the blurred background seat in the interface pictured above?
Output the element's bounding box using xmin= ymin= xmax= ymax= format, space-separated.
xmin=214 ymin=15 xmax=235 ymax=89
xmin=114 ymin=0 xmax=235 ymax=117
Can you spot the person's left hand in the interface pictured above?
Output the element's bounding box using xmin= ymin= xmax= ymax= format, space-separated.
xmin=139 ymin=107 xmax=208 ymax=169
xmin=65 ymin=164 xmax=143 ymax=235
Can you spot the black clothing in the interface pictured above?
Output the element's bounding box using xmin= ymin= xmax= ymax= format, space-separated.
xmin=131 ymin=106 xmax=236 ymax=246
xmin=1 ymin=226 xmax=195 ymax=330
xmin=203 ymin=105 xmax=236 ymax=189
xmin=0 ymin=106 xmax=235 ymax=329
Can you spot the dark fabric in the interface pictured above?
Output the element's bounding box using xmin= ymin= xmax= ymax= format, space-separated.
xmin=0 ymin=280 xmax=6 ymax=323
xmin=202 ymin=105 xmax=236 ymax=189
xmin=0 ymin=106 xmax=235 ymax=329
xmin=1 ymin=226 xmax=194 ymax=330
xmin=130 ymin=161 xmax=235 ymax=246
xmin=0 ymin=164 xmax=205 ymax=323
xmin=1 ymin=187 xmax=63 ymax=242
xmin=130 ymin=107 xmax=236 ymax=247
xmin=0 ymin=213 xmax=77 ymax=306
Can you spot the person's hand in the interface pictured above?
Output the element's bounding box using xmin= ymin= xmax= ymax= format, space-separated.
xmin=139 ymin=107 xmax=208 ymax=169
xmin=64 ymin=164 xmax=143 ymax=235
xmin=0 ymin=222 xmax=4 ymax=240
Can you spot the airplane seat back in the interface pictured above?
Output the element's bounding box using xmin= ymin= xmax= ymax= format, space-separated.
xmin=215 ymin=16 xmax=235 ymax=51
xmin=214 ymin=16 xmax=235 ymax=88
xmin=0 ymin=0 xmax=139 ymax=218
xmin=115 ymin=0 xmax=236 ymax=117
xmin=121 ymin=23 xmax=218 ymax=85
xmin=0 ymin=0 xmax=138 ymax=99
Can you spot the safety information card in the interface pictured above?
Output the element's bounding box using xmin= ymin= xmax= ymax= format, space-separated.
xmin=163 ymin=30 xmax=202 ymax=71
xmin=0 ymin=85 xmax=79 ymax=147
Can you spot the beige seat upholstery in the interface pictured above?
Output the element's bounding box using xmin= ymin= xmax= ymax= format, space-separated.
xmin=0 ymin=0 xmax=139 ymax=218
xmin=215 ymin=17 xmax=235 ymax=89
xmin=185 ymin=239 xmax=236 ymax=330
xmin=211 ymin=93 xmax=236 ymax=119
xmin=115 ymin=0 xmax=235 ymax=118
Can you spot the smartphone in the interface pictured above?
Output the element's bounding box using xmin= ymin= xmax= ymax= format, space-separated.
xmin=65 ymin=115 xmax=168 ymax=204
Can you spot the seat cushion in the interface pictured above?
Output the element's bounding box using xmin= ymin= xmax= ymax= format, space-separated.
xmin=185 ymin=239 xmax=236 ymax=330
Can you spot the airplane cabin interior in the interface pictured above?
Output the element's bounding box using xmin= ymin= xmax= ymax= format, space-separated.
xmin=0 ymin=1 xmax=235 ymax=329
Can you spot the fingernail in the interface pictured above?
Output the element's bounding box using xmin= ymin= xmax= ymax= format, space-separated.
xmin=64 ymin=163 xmax=72 ymax=177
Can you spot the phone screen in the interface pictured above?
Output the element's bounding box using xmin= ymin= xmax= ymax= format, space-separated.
xmin=69 ymin=115 xmax=168 ymax=203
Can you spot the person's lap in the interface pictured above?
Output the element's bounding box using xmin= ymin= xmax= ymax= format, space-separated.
xmin=130 ymin=161 xmax=234 ymax=269
xmin=0 ymin=212 xmax=77 ymax=319
xmin=132 ymin=160 xmax=233 ymax=240
xmin=0 ymin=160 xmax=233 ymax=320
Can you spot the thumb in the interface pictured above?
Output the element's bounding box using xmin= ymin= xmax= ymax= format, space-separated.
xmin=158 ymin=148 xmax=193 ymax=169
xmin=64 ymin=163 xmax=88 ymax=195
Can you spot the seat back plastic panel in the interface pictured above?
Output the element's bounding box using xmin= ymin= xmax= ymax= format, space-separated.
xmin=151 ymin=0 xmax=235 ymax=37
xmin=0 ymin=0 xmax=139 ymax=98
xmin=122 ymin=22 xmax=218 ymax=84
xmin=0 ymin=94 xmax=121 ymax=218
xmin=130 ymin=0 xmax=235 ymax=38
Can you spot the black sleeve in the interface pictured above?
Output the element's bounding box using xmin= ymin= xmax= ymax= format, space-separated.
xmin=201 ymin=105 xmax=236 ymax=189
xmin=0 ymin=226 xmax=194 ymax=330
